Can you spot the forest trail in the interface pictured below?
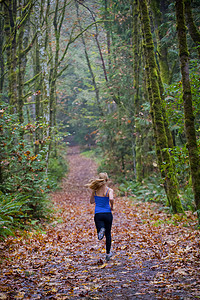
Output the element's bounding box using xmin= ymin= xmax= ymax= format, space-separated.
xmin=0 ymin=147 xmax=199 ymax=300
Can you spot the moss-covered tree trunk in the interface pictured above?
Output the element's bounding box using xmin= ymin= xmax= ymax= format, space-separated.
xmin=156 ymin=69 xmax=174 ymax=149
xmin=104 ymin=0 xmax=111 ymax=75
xmin=4 ymin=0 xmax=17 ymax=110
xmin=49 ymin=0 xmax=68 ymax=156
xmin=17 ymin=3 xmax=32 ymax=125
xmin=139 ymin=0 xmax=184 ymax=213
xmin=48 ymin=0 xmax=58 ymax=155
xmin=150 ymin=0 xmax=174 ymax=149
xmin=143 ymin=43 xmax=170 ymax=200
xmin=34 ymin=38 xmax=41 ymax=155
xmin=175 ymin=0 xmax=200 ymax=223
xmin=150 ymin=0 xmax=170 ymax=84
xmin=184 ymin=0 xmax=200 ymax=58
xmin=18 ymin=27 xmax=24 ymax=124
xmin=0 ymin=9 xmax=3 ymax=185
xmin=0 ymin=9 xmax=4 ymax=95
xmin=133 ymin=0 xmax=143 ymax=182
xmin=34 ymin=0 xmax=50 ymax=163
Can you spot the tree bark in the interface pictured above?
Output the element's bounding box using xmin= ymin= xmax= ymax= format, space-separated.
xmin=133 ymin=0 xmax=142 ymax=182
xmin=184 ymin=0 xmax=200 ymax=58
xmin=150 ymin=0 xmax=170 ymax=84
xmin=17 ymin=1 xmax=32 ymax=124
xmin=0 ymin=7 xmax=4 ymax=95
xmin=4 ymin=0 xmax=17 ymax=110
xmin=18 ymin=26 xmax=24 ymax=124
xmin=34 ymin=0 xmax=50 ymax=162
xmin=34 ymin=37 xmax=41 ymax=155
xmin=175 ymin=0 xmax=200 ymax=223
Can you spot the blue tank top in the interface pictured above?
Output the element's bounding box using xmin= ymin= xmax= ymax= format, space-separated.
xmin=94 ymin=189 xmax=111 ymax=214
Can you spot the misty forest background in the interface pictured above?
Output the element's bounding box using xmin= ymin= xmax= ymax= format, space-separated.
xmin=0 ymin=0 xmax=200 ymax=238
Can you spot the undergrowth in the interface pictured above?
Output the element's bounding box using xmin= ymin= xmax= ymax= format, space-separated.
xmin=118 ymin=177 xmax=167 ymax=205
xmin=118 ymin=177 xmax=195 ymax=212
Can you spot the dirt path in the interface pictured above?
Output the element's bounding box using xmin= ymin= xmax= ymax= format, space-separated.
xmin=0 ymin=147 xmax=199 ymax=299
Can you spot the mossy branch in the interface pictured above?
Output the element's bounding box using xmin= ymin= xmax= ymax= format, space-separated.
xmin=24 ymin=72 xmax=41 ymax=86
xmin=58 ymin=20 xmax=110 ymax=67
xmin=17 ymin=1 xmax=34 ymax=29
xmin=23 ymin=91 xmax=32 ymax=100
xmin=24 ymin=98 xmax=48 ymax=105
xmin=48 ymin=0 xmax=73 ymax=16
xmin=57 ymin=65 xmax=69 ymax=79
xmin=19 ymin=32 xmax=37 ymax=58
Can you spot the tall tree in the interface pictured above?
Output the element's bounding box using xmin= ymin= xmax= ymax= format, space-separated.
xmin=133 ymin=0 xmax=142 ymax=181
xmin=139 ymin=0 xmax=184 ymax=213
xmin=150 ymin=0 xmax=170 ymax=84
xmin=184 ymin=0 xmax=200 ymax=58
xmin=3 ymin=0 xmax=17 ymax=110
xmin=17 ymin=1 xmax=34 ymax=124
xmin=0 ymin=4 xmax=4 ymax=95
xmin=175 ymin=0 xmax=200 ymax=223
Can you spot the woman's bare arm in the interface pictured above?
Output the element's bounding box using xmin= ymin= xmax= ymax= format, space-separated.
xmin=109 ymin=189 xmax=114 ymax=211
xmin=90 ymin=191 xmax=95 ymax=204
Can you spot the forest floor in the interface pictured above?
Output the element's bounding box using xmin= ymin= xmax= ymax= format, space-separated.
xmin=0 ymin=146 xmax=200 ymax=300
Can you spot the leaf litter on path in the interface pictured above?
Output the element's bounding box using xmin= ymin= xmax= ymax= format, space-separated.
xmin=0 ymin=146 xmax=199 ymax=299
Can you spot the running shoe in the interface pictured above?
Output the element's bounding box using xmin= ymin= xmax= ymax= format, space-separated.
xmin=106 ymin=252 xmax=113 ymax=261
xmin=98 ymin=227 xmax=105 ymax=240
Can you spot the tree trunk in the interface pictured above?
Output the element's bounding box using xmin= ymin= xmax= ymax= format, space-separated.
xmin=104 ymin=0 xmax=112 ymax=74
xmin=0 ymin=5 xmax=3 ymax=185
xmin=175 ymin=0 xmax=200 ymax=223
xmin=143 ymin=43 xmax=168 ymax=195
xmin=139 ymin=0 xmax=184 ymax=213
xmin=34 ymin=37 xmax=41 ymax=155
xmin=150 ymin=0 xmax=174 ymax=149
xmin=17 ymin=1 xmax=32 ymax=124
xmin=133 ymin=0 xmax=142 ymax=182
xmin=48 ymin=0 xmax=59 ymax=155
xmin=18 ymin=27 xmax=24 ymax=124
xmin=184 ymin=0 xmax=200 ymax=58
xmin=150 ymin=0 xmax=170 ymax=84
xmin=156 ymin=70 xmax=174 ymax=149
xmin=4 ymin=0 xmax=17 ymax=110
xmin=0 ymin=8 xmax=4 ymax=95
xmin=34 ymin=0 xmax=50 ymax=161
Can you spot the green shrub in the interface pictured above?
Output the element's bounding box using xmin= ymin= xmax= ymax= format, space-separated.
xmin=181 ymin=186 xmax=195 ymax=211
xmin=47 ymin=155 xmax=68 ymax=190
xmin=0 ymin=103 xmax=53 ymax=225
xmin=0 ymin=193 xmax=30 ymax=239
xmin=118 ymin=177 xmax=167 ymax=204
xmin=118 ymin=176 xmax=196 ymax=213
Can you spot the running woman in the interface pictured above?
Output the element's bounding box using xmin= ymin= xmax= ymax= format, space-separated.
xmin=86 ymin=172 xmax=114 ymax=261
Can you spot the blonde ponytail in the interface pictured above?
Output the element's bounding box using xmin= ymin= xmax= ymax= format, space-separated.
xmin=85 ymin=172 xmax=108 ymax=191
